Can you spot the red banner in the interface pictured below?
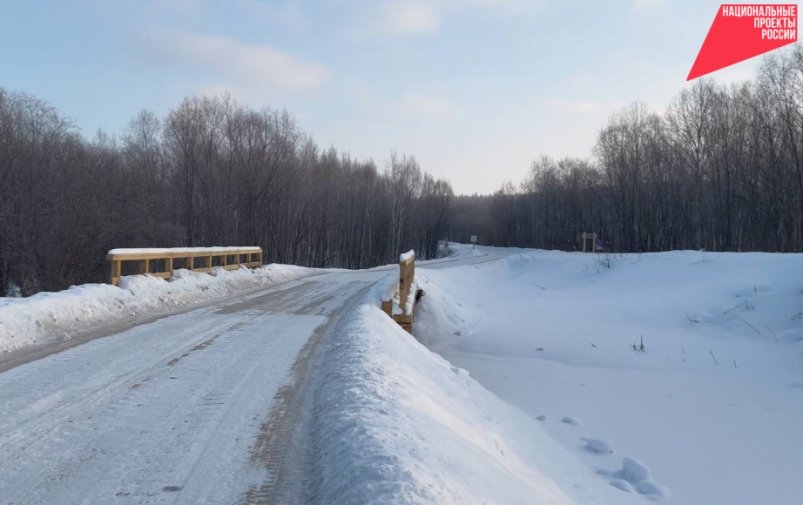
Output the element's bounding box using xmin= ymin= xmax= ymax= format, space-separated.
xmin=688 ymin=4 xmax=798 ymax=80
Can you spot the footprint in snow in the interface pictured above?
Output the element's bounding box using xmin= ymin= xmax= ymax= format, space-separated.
xmin=602 ymin=457 xmax=670 ymax=501
xmin=581 ymin=437 xmax=614 ymax=454
xmin=561 ymin=416 xmax=581 ymax=426
xmin=450 ymin=366 xmax=469 ymax=377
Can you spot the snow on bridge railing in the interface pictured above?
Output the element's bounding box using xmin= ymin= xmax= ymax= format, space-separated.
xmin=106 ymin=246 xmax=263 ymax=286
xmin=381 ymin=250 xmax=420 ymax=332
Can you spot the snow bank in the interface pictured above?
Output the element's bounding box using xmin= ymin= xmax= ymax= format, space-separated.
xmin=442 ymin=242 xmax=485 ymax=259
xmin=417 ymin=249 xmax=803 ymax=369
xmin=414 ymin=248 xmax=803 ymax=505
xmin=312 ymin=287 xmax=599 ymax=505
xmin=0 ymin=264 xmax=315 ymax=354
xmin=108 ymin=246 xmax=261 ymax=255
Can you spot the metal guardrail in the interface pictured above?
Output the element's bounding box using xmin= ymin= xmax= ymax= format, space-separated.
xmin=107 ymin=247 xmax=263 ymax=286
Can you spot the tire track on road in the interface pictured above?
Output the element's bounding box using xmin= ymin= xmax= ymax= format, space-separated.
xmin=240 ymin=281 xmax=372 ymax=505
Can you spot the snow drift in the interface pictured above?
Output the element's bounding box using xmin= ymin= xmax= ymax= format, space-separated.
xmin=311 ymin=278 xmax=599 ymax=505
xmin=414 ymin=245 xmax=803 ymax=505
xmin=0 ymin=265 xmax=315 ymax=354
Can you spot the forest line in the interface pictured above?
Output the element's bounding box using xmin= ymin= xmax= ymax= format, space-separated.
xmin=450 ymin=44 xmax=803 ymax=254
xmin=0 ymin=92 xmax=451 ymax=294
xmin=2 ymin=44 xmax=801 ymax=295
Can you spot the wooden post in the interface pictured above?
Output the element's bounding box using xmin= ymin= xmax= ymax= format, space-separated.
xmin=141 ymin=259 xmax=149 ymax=275
xmin=110 ymin=260 xmax=121 ymax=285
xmin=580 ymin=232 xmax=597 ymax=253
xmin=165 ymin=257 xmax=173 ymax=275
xmin=398 ymin=250 xmax=415 ymax=320
xmin=399 ymin=265 xmax=409 ymax=315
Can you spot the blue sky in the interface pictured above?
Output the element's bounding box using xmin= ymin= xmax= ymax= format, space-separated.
xmin=0 ymin=0 xmax=774 ymax=193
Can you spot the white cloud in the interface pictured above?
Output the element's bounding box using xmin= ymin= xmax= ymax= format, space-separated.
xmin=380 ymin=0 xmax=440 ymax=34
xmin=144 ymin=31 xmax=330 ymax=99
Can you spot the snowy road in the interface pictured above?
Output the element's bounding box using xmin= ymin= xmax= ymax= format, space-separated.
xmin=0 ymin=247 xmax=510 ymax=505
xmin=0 ymin=270 xmax=381 ymax=505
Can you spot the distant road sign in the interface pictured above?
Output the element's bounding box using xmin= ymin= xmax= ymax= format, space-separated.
xmin=470 ymin=235 xmax=477 ymax=243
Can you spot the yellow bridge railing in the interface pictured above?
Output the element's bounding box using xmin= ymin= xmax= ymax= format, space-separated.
xmin=107 ymin=247 xmax=263 ymax=286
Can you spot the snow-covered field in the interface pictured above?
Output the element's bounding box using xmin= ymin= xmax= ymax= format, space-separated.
xmin=2 ymin=246 xmax=801 ymax=504
xmin=0 ymin=264 xmax=317 ymax=354
xmin=414 ymin=244 xmax=803 ymax=505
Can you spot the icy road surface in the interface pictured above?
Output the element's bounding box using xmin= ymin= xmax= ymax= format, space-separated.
xmin=0 ymin=271 xmax=380 ymax=504
xmin=0 ymin=250 xmax=511 ymax=505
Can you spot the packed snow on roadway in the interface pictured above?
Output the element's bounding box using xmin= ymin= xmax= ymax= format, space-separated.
xmin=0 ymin=264 xmax=316 ymax=353
xmin=1 ymin=244 xmax=802 ymax=505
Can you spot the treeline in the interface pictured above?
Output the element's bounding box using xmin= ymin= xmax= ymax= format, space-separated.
xmin=0 ymin=92 xmax=452 ymax=295
xmin=4 ymin=45 xmax=801 ymax=295
xmin=453 ymin=44 xmax=803 ymax=253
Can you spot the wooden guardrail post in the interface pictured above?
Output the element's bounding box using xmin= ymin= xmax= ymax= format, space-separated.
xmin=580 ymin=232 xmax=597 ymax=253
xmin=106 ymin=246 xmax=263 ymax=286
xmin=397 ymin=251 xmax=415 ymax=332
xmin=111 ymin=258 xmax=121 ymax=284
xmin=382 ymin=250 xmax=417 ymax=332
xmin=398 ymin=252 xmax=414 ymax=313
